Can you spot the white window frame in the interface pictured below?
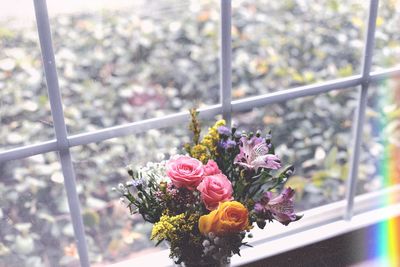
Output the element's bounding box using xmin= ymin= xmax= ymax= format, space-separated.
xmin=1 ymin=0 xmax=399 ymax=266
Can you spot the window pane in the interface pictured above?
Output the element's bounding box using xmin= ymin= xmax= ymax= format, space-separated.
xmin=47 ymin=0 xmax=220 ymax=135
xmin=358 ymin=76 xmax=400 ymax=196
xmin=233 ymin=89 xmax=358 ymax=210
xmin=0 ymin=153 xmax=77 ymax=267
xmin=231 ymin=0 xmax=367 ymax=99
xmin=372 ymin=0 xmax=400 ymax=70
xmin=0 ymin=1 xmax=54 ymax=151
xmin=70 ymin=127 xmax=194 ymax=265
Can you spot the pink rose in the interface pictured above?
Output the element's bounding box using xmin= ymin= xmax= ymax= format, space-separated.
xmin=166 ymin=155 xmax=204 ymax=190
xmin=204 ymin=160 xmax=222 ymax=176
xmin=197 ymin=174 xmax=233 ymax=210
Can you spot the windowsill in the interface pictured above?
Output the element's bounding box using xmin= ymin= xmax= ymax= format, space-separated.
xmin=108 ymin=185 xmax=400 ymax=267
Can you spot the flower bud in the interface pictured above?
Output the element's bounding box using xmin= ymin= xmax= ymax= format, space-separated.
xmin=234 ymin=132 xmax=241 ymax=142
xmin=202 ymin=240 xmax=211 ymax=247
xmin=265 ymin=131 xmax=272 ymax=144
xmin=118 ymin=183 xmax=125 ymax=191
xmin=159 ymin=182 xmax=167 ymax=193
xmin=126 ymin=165 xmax=134 ymax=177
xmin=208 ymin=232 xmax=216 ymax=240
xmin=286 ymin=168 xmax=294 ymax=176
xmin=231 ymin=121 xmax=237 ymax=130
xmin=256 ymin=219 xmax=266 ymax=229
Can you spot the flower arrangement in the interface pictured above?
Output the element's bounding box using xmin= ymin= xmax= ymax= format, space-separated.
xmin=115 ymin=109 xmax=302 ymax=266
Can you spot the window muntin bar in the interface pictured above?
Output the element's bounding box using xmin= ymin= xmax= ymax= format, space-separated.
xmin=33 ymin=0 xmax=90 ymax=266
xmin=57 ymin=149 xmax=90 ymax=267
xmin=0 ymin=68 xmax=400 ymax=163
xmin=220 ymin=0 xmax=232 ymax=125
xmin=0 ymin=139 xmax=58 ymax=162
xmin=231 ymin=75 xmax=362 ymax=112
xmin=345 ymin=0 xmax=379 ymax=220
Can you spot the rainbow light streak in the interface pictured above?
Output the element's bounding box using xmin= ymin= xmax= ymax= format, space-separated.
xmin=367 ymin=76 xmax=400 ymax=266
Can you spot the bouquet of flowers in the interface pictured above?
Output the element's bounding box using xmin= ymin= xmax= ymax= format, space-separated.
xmin=115 ymin=110 xmax=302 ymax=266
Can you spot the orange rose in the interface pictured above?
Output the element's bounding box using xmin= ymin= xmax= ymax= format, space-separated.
xmin=198 ymin=201 xmax=249 ymax=235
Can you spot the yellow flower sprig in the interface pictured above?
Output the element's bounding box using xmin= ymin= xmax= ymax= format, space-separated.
xmin=151 ymin=212 xmax=199 ymax=245
xmin=190 ymin=119 xmax=226 ymax=163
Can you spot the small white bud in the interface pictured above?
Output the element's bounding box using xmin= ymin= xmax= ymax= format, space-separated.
xmin=202 ymin=240 xmax=211 ymax=247
xmin=118 ymin=183 xmax=124 ymax=190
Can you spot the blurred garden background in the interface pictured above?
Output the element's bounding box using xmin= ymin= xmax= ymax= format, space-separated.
xmin=0 ymin=0 xmax=399 ymax=266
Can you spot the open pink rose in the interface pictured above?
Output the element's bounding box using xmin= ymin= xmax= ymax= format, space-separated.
xmin=197 ymin=174 xmax=233 ymax=210
xmin=166 ymin=155 xmax=204 ymax=190
xmin=204 ymin=160 xmax=222 ymax=176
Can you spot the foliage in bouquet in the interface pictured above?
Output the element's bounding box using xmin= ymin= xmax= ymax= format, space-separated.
xmin=115 ymin=109 xmax=302 ymax=265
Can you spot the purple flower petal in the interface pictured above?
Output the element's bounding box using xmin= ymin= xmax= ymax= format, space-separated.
xmin=217 ymin=126 xmax=231 ymax=136
xmin=234 ymin=136 xmax=281 ymax=171
xmin=254 ymin=187 xmax=298 ymax=225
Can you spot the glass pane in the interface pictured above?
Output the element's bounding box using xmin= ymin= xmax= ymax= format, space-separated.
xmin=372 ymin=0 xmax=400 ymax=70
xmin=358 ymin=76 xmax=400 ymax=195
xmin=231 ymin=0 xmax=367 ymax=99
xmin=47 ymin=0 xmax=220 ymax=134
xmin=233 ymin=89 xmax=358 ymax=210
xmin=0 ymin=1 xmax=54 ymax=151
xmin=0 ymin=153 xmax=77 ymax=267
xmin=70 ymin=127 xmax=196 ymax=264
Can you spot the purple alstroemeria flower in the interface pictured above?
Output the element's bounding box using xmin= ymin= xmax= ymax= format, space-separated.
xmin=234 ymin=136 xmax=281 ymax=171
xmin=254 ymin=187 xmax=297 ymax=225
xmin=217 ymin=126 xmax=231 ymax=136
